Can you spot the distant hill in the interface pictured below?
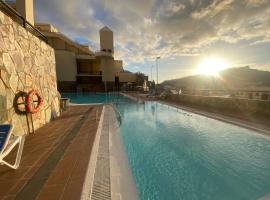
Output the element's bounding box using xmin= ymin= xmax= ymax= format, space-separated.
xmin=162 ymin=67 xmax=270 ymax=90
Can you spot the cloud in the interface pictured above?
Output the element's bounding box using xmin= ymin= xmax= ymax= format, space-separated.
xmin=158 ymin=1 xmax=186 ymax=17
xmin=34 ymin=0 xmax=270 ymax=67
xmin=191 ymin=0 xmax=234 ymax=19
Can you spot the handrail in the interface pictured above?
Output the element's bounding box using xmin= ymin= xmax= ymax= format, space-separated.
xmin=0 ymin=0 xmax=48 ymax=43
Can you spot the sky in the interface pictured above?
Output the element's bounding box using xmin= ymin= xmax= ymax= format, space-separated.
xmin=34 ymin=0 xmax=270 ymax=82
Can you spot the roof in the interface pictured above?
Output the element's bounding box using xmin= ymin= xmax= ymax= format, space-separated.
xmin=35 ymin=23 xmax=94 ymax=55
xmin=42 ymin=32 xmax=94 ymax=55
xmin=100 ymin=26 xmax=112 ymax=32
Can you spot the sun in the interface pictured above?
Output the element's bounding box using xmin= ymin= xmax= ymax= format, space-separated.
xmin=196 ymin=57 xmax=229 ymax=76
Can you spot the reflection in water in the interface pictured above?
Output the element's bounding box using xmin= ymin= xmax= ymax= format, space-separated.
xmin=151 ymin=103 xmax=155 ymax=118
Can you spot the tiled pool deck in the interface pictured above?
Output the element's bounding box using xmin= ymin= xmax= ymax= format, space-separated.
xmin=0 ymin=105 xmax=102 ymax=200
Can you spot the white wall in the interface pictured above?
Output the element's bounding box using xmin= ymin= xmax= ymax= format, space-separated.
xmin=119 ymin=73 xmax=137 ymax=83
xmin=101 ymin=57 xmax=115 ymax=82
xmin=55 ymin=50 xmax=77 ymax=81
xmin=100 ymin=28 xmax=114 ymax=53
xmin=114 ymin=60 xmax=123 ymax=72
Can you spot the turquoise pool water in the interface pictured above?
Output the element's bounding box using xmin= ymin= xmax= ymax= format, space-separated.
xmin=61 ymin=93 xmax=111 ymax=104
xmin=64 ymin=93 xmax=270 ymax=200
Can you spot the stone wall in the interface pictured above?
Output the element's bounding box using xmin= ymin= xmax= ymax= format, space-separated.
xmin=0 ymin=11 xmax=60 ymax=135
xmin=164 ymin=94 xmax=270 ymax=117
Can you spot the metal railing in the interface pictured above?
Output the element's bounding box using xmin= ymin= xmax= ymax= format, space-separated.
xmin=0 ymin=0 xmax=48 ymax=43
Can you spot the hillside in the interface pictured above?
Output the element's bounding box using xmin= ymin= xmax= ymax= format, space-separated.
xmin=162 ymin=67 xmax=270 ymax=90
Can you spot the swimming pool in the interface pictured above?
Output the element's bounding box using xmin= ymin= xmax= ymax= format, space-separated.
xmin=64 ymin=93 xmax=270 ymax=200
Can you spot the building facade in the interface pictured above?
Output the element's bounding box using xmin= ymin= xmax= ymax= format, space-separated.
xmin=35 ymin=25 xmax=139 ymax=92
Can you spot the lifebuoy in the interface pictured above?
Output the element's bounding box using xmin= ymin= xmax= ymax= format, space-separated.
xmin=13 ymin=91 xmax=28 ymax=115
xmin=26 ymin=90 xmax=43 ymax=114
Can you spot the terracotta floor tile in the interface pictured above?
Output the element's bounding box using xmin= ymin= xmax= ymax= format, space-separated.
xmin=46 ymin=156 xmax=77 ymax=185
xmin=0 ymin=180 xmax=18 ymax=197
xmin=69 ymin=159 xmax=90 ymax=182
xmin=20 ymin=157 xmax=42 ymax=167
xmin=61 ymin=179 xmax=84 ymax=200
xmin=8 ymin=178 xmax=28 ymax=195
xmin=65 ymin=144 xmax=86 ymax=153
xmin=1 ymin=195 xmax=16 ymax=200
xmin=0 ymin=167 xmax=30 ymax=181
xmin=22 ymin=167 xmax=40 ymax=179
xmin=37 ymin=184 xmax=65 ymax=200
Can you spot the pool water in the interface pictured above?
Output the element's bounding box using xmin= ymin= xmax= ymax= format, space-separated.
xmin=65 ymin=93 xmax=270 ymax=200
xmin=61 ymin=93 xmax=111 ymax=104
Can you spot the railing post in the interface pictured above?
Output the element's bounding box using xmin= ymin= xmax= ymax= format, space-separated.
xmin=22 ymin=17 xmax=26 ymax=28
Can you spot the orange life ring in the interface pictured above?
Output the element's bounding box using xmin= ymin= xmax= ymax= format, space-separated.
xmin=26 ymin=90 xmax=43 ymax=114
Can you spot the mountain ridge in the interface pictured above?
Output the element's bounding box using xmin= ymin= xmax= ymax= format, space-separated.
xmin=162 ymin=67 xmax=270 ymax=90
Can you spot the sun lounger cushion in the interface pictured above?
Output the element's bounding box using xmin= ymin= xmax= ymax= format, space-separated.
xmin=0 ymin=125 xmax=12 ymax=151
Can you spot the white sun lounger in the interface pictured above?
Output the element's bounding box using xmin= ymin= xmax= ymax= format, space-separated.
xmin=0 ymin=124 xmax=25 ymax=169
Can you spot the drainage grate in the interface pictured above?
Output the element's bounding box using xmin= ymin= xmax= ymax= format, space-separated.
xmin=91 ymin=108 xmax=111 ymax=200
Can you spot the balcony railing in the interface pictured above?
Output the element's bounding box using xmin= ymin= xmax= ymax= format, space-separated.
xmin=0 ymin=0 xmax=48 ymax=43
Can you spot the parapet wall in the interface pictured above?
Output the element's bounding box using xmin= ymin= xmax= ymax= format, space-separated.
xmin=0 ymin=11 xmax=60 ymax=135
xmin=164 ymin=94 xmax=270 ymax=117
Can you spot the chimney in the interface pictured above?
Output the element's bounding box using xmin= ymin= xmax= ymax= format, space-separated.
xmin=16 ymin=0 xmax=34 ymax=25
